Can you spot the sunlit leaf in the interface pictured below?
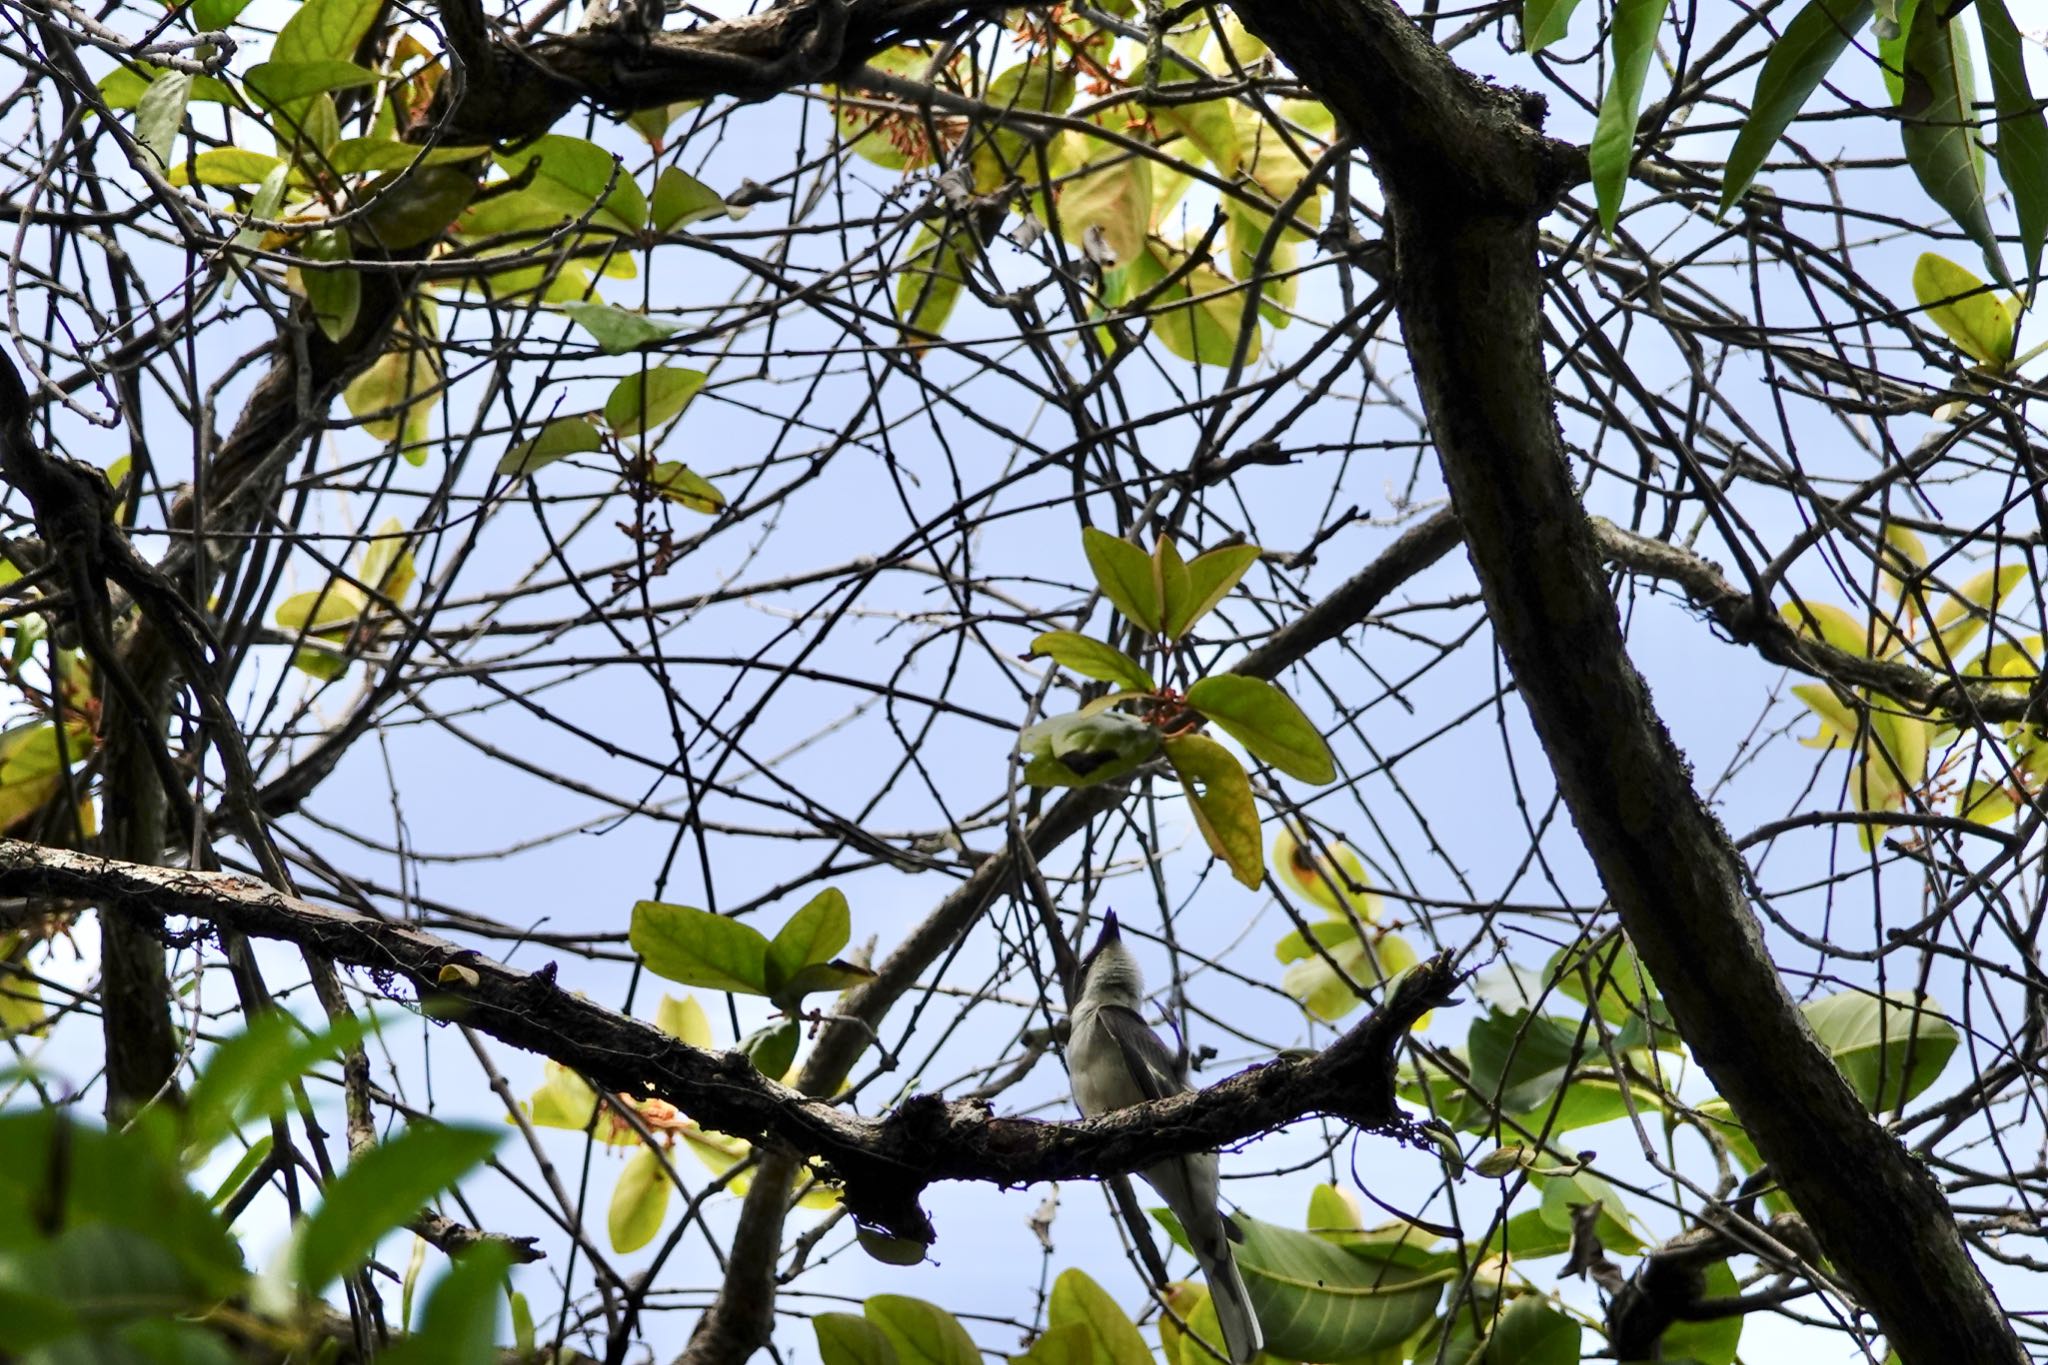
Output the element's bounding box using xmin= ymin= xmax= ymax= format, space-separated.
xmin=607 ymin=1148 xmax=671 ymax=1253
xmin=168 ymin=148 xmax=286 ymax=186
xmin=654 ymin=993 xmax=713 ymax=1048
xmin=603 ymin=367 xmax=705 ymax=439
xmin=865 ymin=1295 xmax=980 ymax=1365
xmin=817 ymin=1313 xmax=901 ymax=1365
xmin=1185 ymin=674 xmax=1335 ymax=784
xmin=650 ymin=166 xmax=731 ymax=231
xmin=244 ymin=60 xmax=379 ymax=110
xmin=1047 ymin=1269 xmax=1150 ymax=1365
xmin=629 ymin=900 xmax=771 ymax=995
xmin=1271 ymin=827 xmax=1379 ymax=917
xmin=1081 ymin=528 xmax=1162 ymax=634
xmin=1912 ymin=253 xmax=2017 ymax=368
xmin=1802 ymin=989 xmax=1956 ymax=1110
xmin=1537 ymin=1168 xmax=1644 ymax=1254
xmin=1030 ymin=631 xmax=1156 ymax=693
xmin=1163 ymin=732 xmax=1263 ymax=889
xmin=499 ymin=416 xmax=603 ymax=478
xmin=767 ymin=887 xmax=850 ymax=988
xmin=645 ymin=461 xmax=724 ymax=513
xmin=1169 ymin=543 xmax=1259 ymax=638
xmin=1523 ymin=0 xmax=1586 ymax=52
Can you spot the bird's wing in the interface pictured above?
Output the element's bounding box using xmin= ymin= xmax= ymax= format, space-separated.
xmin=1096 ymin=1003 xmax=1188 ymax=1102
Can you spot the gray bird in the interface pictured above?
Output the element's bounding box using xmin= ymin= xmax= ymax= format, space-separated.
xmin=1067 ymin=911 xmax=1263 ymax=1365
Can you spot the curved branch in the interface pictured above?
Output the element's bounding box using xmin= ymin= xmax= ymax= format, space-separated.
xmin=0 ymin=837 xmax=1454 ymax=1244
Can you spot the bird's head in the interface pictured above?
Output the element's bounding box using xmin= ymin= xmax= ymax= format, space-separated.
xmin=1078 ymin=909 xmax=1143 ymax=1006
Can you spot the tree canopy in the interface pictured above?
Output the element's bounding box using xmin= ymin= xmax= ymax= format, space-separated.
xmin=1 ymin=0 xmax=2045 ymax=1362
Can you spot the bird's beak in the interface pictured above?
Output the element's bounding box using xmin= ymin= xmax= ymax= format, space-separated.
xmin=1082 ymin=909 xmax=1121 ymax=969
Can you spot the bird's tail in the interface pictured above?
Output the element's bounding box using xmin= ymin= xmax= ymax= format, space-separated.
xmin=1192 ymin=1239 xmax=1263 ymax=1365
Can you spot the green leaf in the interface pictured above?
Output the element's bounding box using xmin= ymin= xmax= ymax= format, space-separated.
xmin=1913 ymin=252 xmax=2016 ymax=368
xmin=608 ymin=1148 xmax=672 ymax=1253
xmin=1981 ymin=0 xmax=2048 ymax=292
xmin=135 ymin=71 xmax=191 ymax=167
xmin=1047 ymin=1268 xmax=1151 ymax=1365
xmin=1647 ymin=1262 xmax=1741 ymax=1362
xmin=1898 ymin=2 xmax=2008 ymax=282
xmin=244 ymin=60 xmax=379 ymax=109
xmin=603 ymin=366 xmax=705 ymax=439
xmin=296 ymin=1123 xmax=500 ymax=1293
xmin=1152 ymin=536 xmax=1192 ymax=644
xmin=1018 ymin=709 xmax=1160 ymax=788
xmin=463 ymin=136 xmax=647 ymax=238
xmin=272 ymin=0 xmax=383 ymax=69
xmin=556 ymin=300 xmax=680 ymax=354
xmin=1080 ymin=528 xmax=1162 ymax=634
xmin=1484 ymin=1296 xmax=1580 ymax=1364
xmin=1801 ymin=989 xmax=1956 ymax=1110
xmin=741 ymin=1019 xmax=800 ymax=1078
xmin=498 ymin=415 xmax=602 ymax=478
xmin=645 ymin=461 xmax=725 ymax=513
xmin=1589 ymin=0 xmax=1664 ymax=233
xmin=650 ymin=166 xmax=731 ymax=231
xmin=816 ymin=1313 xmax=901 ymax=1365
xmin=1523 ymin=0 xmax=1585 ymax=52
xmin=1013 ymin=1321 xmax=1095 ymax=1365
xmin=1272 ymin=828 xmax=1379 ymax=918
xmin=192 ymin=0 xmax=255 ymax=28
xmin=865 ymin=1295 xmax=980 ymax=1365
xmin=300 ymin=228 xmax=360 ymax=343
xmin=1279 ymin=925 xmax=1419 ymax=1024
xmin=768 ymin=887 xmax=851 ymax=988
xmin=1185 ymin=674 xmax=1335 ymax=784
xmin=1464 ymin=1008 xmax=1637 ymax=1134
xmin=1126 ymin=246 xmax=1259 ymax=368
xmin=168 ymin=147 xmax=285 ymax=186
xmin=1163 ymin=732 xmax=1264 ymax=889
xmin=1170 ymin=543 xmax=1259 ymax=638
xmin=1030 ymin=631 xmax=1156 ymax=692
xmin=380 ymin=1244 xmax=513 ymax=1365
xmin=344 ymin=318 xmax=440 ymax=455
xmin=629 ymin=900 xmax=772 ymax=995
xmin=654 ymin=992 xmax=713 ymax=1047
xmin=1720 ymin=0 xmax=1875 ymax=214
xmin=1155 ymin=1210 xmax=1443 ymax=1358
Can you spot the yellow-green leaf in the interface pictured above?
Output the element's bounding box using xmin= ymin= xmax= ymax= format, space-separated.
xmin=1163 ymin=732 xmax=1263 ymax=889
xmin=1185 ymin=674 xmax=1334 ymax=784
xmin=1170 ymin=543 xmax=1259 ymax=638
xmin=1080 ymin=528 xmax=1162 ymax=634
xmin=654 ymin=992 xmax=712 ymax=1048
xmin=169 ymin=148 xmax=286 ymax=187
xmin=1047 ymin=1269 xmax=1150 ymax=1365
xmin=645 ymin=461 xmax=724 ymax=514
xmin=608 ymin=1148 xmax=671 ymax=1252
xmin=1029 ymin=631 xmax=1156 ymax=692
xmin=865 ymin=1296 xmax=979 ymax=1365
xmin=650 ymin=166 xmax=730 ymax=231
xmin=1912 ymin=252 xmax=2017 ymax=368
xmin=604 ymin=367 xmax=705 ymax=439
xmin=499 ymin=416 xmax=602 ymax=478
xmin=629 ymin=900 xmax=772 ymax=995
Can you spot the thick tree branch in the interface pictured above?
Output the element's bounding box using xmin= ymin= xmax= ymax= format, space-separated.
xmin=0 ymin=837 xmax=1454 ymax=1244
xmin=423 ymin=0 xmax=1013 ymax=144
xmin=1233 ymin=2 xmax=2023 ymax=1361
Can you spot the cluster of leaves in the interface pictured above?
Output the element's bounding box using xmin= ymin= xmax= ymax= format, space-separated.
xmin=841 ymin=12 xmax=1331 ymax=367
xmin=1399 ymin=934 xmax=1954 ymax=1340
xmin=1780 ymin=536 xmax=2037 ymax=844
xmin=1268 ymin=829 xmax=1424 ymax=1025
xmin=0 ymin=1013 xmax=525 ymax=1364
xmin=520 ymin=889 xmax=871 ymax=1253
xmin=497 ymin=363 xmax=723 ymax=514
xmin=1556 ymin=0 xmax=2048 ymax=291
xmin=1020 ymin=530 xmax=1333 ymax=888
xmin=815 ymin=1187 xmax=1586 ymax=1365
